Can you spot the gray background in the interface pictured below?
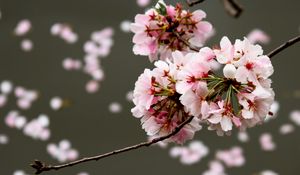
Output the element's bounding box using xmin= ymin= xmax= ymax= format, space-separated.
xmin=0 ymin=0 xmax=299 ymax=174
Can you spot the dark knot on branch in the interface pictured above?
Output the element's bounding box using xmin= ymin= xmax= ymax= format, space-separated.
xmin=30 ymin=160 xmax=52 ymax=174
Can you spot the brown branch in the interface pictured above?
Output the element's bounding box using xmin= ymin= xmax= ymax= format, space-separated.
xmin=186 ymin=0 xmax=206 ymax=7
xmin=267 ymin=35 xmax=300 ymax=58
xmin=31 ymin=116 xmax=195 ymax=174
xmin=221 ymin=0 xmax=243 ymax=18
xmin=185 ymin=0 xmax=243 ymax=18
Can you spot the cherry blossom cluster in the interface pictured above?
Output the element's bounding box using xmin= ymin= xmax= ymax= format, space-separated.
xmin=0 ymin=81 xmax=67 ymax=112
xmin=5 ymin=110 xmax=27 ymax=129
xmin=62 ymin=27 xmax=114 ymax=93
xmin=15 ymin=86 xmax=39 ymax=109
xmin=131 ymin=13 xmax=275 ymax=142
xmin=0 ymin=80 xmax=39 ymax=110
xmin=5 ymin=111 xmax=50 ymax=141
xmin=47 ymin=139 xmax=79 ymax=162
xmin=51 ymin=23 xmax=78 ymax=44
xmin=131 ymin=53 xmax=202 ymax=143
xmin=84 ymin=27 xmax=114 ymax=58
xmin=215 ymin=146 xmax=245 ymax=167
xmin=170 ymin=140 xmax=209 ymax=164
xmin=63 ymin=58 xmax=82 ymax=71
xmin=23 ymin=114 xmax=51 ymax=141
xmin=131 ymin=0 xmax=213 ymax=61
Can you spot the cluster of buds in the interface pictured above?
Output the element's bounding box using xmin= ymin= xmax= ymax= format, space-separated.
xmin=131 ymin=36 xmax=274 ymax=143
xmin=131 ymin=0 xmax=213 ymax=61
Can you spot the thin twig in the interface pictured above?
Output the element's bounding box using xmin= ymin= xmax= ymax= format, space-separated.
xmin=185 ymin=0 xmax=243 ymax=18
xmin=31 ymin=116 xmax=195 ymax=174
xmin=186 ymin=0 xmax=206 ymax=7
xmin=221 ymin=0 xmax=243 ymax=18
xmin=267 ymin=35 xmax=300 ymax=58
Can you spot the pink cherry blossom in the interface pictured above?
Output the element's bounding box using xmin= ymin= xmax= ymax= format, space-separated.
xmin=77 ymin=172 xmax=89 ymax=175
xmin=5 ymin=110 xmax=27 ymax=129
xmin=215 ymin=37 xmax=273 ymax=86
xmin=170 ymin=140 xmax=209 ymax=165
xmin=0 ymin=134 xmax=9 ymax=145
xmin=137 ymin=0 xmax=151 ymax=7
xmin=179 ymin=82 xmax=209 ymax=118
xmin=17 ymin=98 xmax=32 ymax=109
xmin=176 ymin=52 xmax=211 ymax=94
xmin=50 ymin=97 xmax=63 ymax=110
xmin=237 ymin=131 xmax=249 ymax=143
xmin=47 ymin=140 xmax=79 ymax=162
xmin=87 ymin=27 xmax=114 ymax=57
xmin=216 ymin=146 xmax=245 ymax=167
xmin=14 ymin=86 xmax=38 ymax=110
xmin=14 ymin=19 xmax=31 ymax=36
xmin=279 ymin=123 xmax=295 ymax=135
xmin=62 ymin=58 xmax=82 ymax=71
xmin=266 ymin=101 xmax=279 ymax=121
xmin=131 ymin=1 xmax=213 ymax=61
xmin=126 ymin=90 xmax=134 ymax=101
xmin=23 ymin=114 xmax=51 ymax=141
xmin=50 ymin=23 xmax=78 ymax=44
xmin=132 ymin=36 xmax=275 ymax=137
xmin=13 ymin=170 xmax=29 ymax=175
xmin=1 ymin=80 xmax=13 ymax=94
xmin=109 ymin=102 xmax=122 ymax=113
xmin=260 ymin=170 xmax=279 ymax=175
xmin=247 ymin=29 xmax=270 ymax=44
xmin=202 ymin=161 xmax=226 ymax=175
xmin=206 ymin=101 xmax=235 ymax=135
xmin=290 ymin=110 xmax=300 ymax=126
xmin=51 ymin=23 xmax=63 ymax=35
xmin=237 ymin=89 xmax=274 ymax=128
xmin=223 ymin=64 xmax=236 ymax=79
xmin=0 ymin=94 xmax=7 ymax=107
xmin=85 ymin=80 xmax=100 ymax=93
xmin=20 ymin=39 xmax=33 ymax=52
xmin=259 ymin=133 xmax=276 ymax=151
xmin=120 ymin=20 xmax=132 ymax=33
xmin=132 ymin=59 xmax=201 ymax=143
xmin=61 ymin=28 xmax=78 ymax=43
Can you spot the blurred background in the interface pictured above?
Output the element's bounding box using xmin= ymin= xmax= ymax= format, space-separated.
xmin=0 ymin=0 xmax=299 ymax=174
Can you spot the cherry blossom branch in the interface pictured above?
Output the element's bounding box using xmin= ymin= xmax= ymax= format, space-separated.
xmin=267 ymin=35 xmax=300 ymax=58
xmin=186 ymin=0 xmax=206 ymax=7
xmin=221 ymin=0 xmax=243 ymax=18
xmin=180 ymin=33 xmax=300 ymax=58
xmin=30 ymin=116 xmax=195 ymax=174
xmin=185 ymin=0 xmax=243 ymax=18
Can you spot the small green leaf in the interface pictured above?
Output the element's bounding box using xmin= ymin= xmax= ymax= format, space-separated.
xmin=155 ymin=2 xmax=167 ymax=16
